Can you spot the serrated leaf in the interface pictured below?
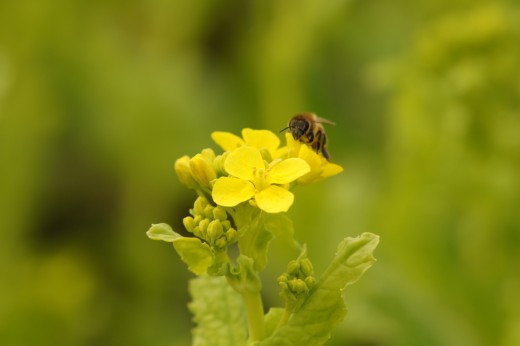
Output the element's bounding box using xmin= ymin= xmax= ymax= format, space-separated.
xmin=189 ymin=275 xmax=247 ymax=346
xmin=259 ymin=232 xmax=379 ymax=346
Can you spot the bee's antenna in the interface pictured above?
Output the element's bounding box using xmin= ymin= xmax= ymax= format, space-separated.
xmin=279 ymin=126 xmax=291 ymax=133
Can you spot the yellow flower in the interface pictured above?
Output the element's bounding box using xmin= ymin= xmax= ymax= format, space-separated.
xmin=212 ymin=146 xmax=310 ymax=213
xmin=211 ymin=128 xmax=281 ymax=160
xmin=283 ymin=133 xmax=343 ymax=184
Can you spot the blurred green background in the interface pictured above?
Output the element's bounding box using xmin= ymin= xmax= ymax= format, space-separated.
xmin=1 ymin=1 xmax=519 ymax=345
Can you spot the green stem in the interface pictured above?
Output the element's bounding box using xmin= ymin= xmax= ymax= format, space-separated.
xmin=243 ymin=291 xmax=265 ymax=342
xmin=277 ymin=307 xmax=292 ymax=328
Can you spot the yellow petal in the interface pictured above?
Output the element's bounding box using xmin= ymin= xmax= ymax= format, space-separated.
xmin=284 ymin=132 xmax=302 ymax=158
xmin=255 ymin=185 xmax=294 ymax=213
xmin=242 ymin=128 xmax=280 ymax=155
xmin=268 ymin=158 xmax=310 ymax=184
xmin=211 ymin=131 xmax=245 ymax=151
xmin=224 ymin=146 xmax=264 ymax=181
xmin=212 ymin=177 xmax=255 ymax=207
xmin=296 ymin=145 xmax=325 ymax=184
xmin=298 ymin=144 xmax=322 ymax=170
xmin=322 ymin=162 xmax=343 ymax=177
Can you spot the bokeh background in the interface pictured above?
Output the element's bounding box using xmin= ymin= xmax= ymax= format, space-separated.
xmin=1 ymin=1 xmax=519 ymax=345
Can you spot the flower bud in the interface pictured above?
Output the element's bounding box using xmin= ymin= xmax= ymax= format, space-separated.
xmin=193 ymin=214 xmax=203 ymax=225
xmin=190 ymin=153 xmax=216 ymax=188
xmin=277 ymin=273 xmax=288 ymax=284
xmin=203 ymin=205 xmax=214 ymax=219
xmin=198 ymin=219 xmax=210 ymax=237
xmin=212 ymin=206 xmax=227 ymax=221
xmin=183 ymin=216 xmax=196 ymax=232
xmin=213 ymin=152 xmax=229 ymax=176
xmin=287 ymin=260 xmax=300 ymax=275
xmin=300 ymin=258 xmax=314 ymax=277
xmin=192 ymin=226 xmax=202 ymax=238
xmin=221 ymin=220 xmax=231 ymax=230
xmin=194 ymin=197 xmax=208 ymax=216
xmin=174 ymin=156 xmax=197 ymax=189
xmin=207 ymin=220 xmax=223 ymax=244
xmin=215 ymin=237 xmax=227 ymax=249
xmin=201 ymin=148 xmax=216 ymax=161
xmin=225 ymin=228 xmax=237 ymax=243
xmin=305 ymin=276 xmax=316 ymax=288
xmin=289 ymin=278 xmax=308 ymax=294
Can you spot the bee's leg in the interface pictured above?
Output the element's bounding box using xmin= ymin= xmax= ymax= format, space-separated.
xmin=312 ymin=130 xmax=322 ymax=153
xmin=319 ymin=132 xmax=330 ymax=160
xmin=305 ymin=131 xmax=314 ymax=144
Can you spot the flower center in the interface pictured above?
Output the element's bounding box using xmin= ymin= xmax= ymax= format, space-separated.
xmin=252 ymin=166 xmax=271 ymax=191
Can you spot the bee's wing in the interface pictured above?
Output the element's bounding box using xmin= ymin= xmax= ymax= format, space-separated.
xmin=315 ymin=116 xmax=336 ymax=126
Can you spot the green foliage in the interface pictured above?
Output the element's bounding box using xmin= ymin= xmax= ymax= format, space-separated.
xmin=188 ymin=276 xmax=247 ymax=346
xmin=259 ymin=233 xmax=379 ymax=346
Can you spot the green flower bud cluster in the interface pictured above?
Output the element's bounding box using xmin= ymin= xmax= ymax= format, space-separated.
xmin=174 ymin=148 xmax=228 ymax=191
xmin=277 ymin=257 xmax=316 ymax=313
xmin=183 ymin=196 xmax=237 ymax=249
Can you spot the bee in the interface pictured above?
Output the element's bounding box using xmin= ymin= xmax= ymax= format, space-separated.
xmin=281 ymin=112 xmax=336 ymax=160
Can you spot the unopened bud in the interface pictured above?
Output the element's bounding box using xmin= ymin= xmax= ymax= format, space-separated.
xmin=190 ymin=153 xmax=216 ymax=188
xmin=287 ymin=260 xmax=300 ymax=275
xmin=225 ymin=228 xmax=237 ymax=243
xmin=213 ymin=152 xmax=229 ymax=176
xmin=305 ymin=276 xmax=316 ymax=288
xmin=215 ymin=237 xmax=227 ymax=249
xmin=300 ymin=258 xmax=313 ymax=277
xmin=198 ymin=219 xmax=210 ymax=236
xmin=194 ymin=197 xmax=208 ymax=216
xmin=278 ymin=273 xmax=288 ymax=283
xmin=174 ymin=156 xmax=197 ymax=189
xmin=203 ymin=205 xmax=214 ymax=219
xmin=193 ymin=214 xmax=203 ymax=225
xmin=207 ymin=220 xmax=223 ymax=244
xmin=192 ymin=226 xmax=202 ymax=238
xmin=221 ymin=220 xmax=231 ymax=230
xmin=183 ymin=216 xmax=196 ymax=232
xmin=212 ymin=206 xmax=227 ymax=221
xmin=289 ymin=278 xmax=307 ymax=294
xmin=201 ymin=148 xmax=216 ymax=161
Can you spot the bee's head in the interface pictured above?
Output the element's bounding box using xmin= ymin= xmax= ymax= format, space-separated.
xmin=280 ymin=114 xmax=311 ymax=139
xmin=288 ymin=118 xmax=309 ymax=140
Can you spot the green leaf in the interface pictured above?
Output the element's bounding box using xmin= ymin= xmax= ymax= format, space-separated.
xmin=259 ymin=232 xmax=379 ymax=346
xmin=263 ymin=213 xmax=298 ymax=249
xmin=172 ymin=237 xmax=213 ymax=276
xmin=234 ymin=205 xmax=274 ymax=272
xmin=146 ymin=223 xmax=213 ymax=275
xmin=189 ymin=275 xmax=247 ymax=346
xmin=263 ymin=308 xmax=285 ymax=338
xmin=146 ymin=223 xmax=180 ymax=242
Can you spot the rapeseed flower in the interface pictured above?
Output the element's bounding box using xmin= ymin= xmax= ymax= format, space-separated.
xmin=212 ymin=145 xmax=310 ymax=213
